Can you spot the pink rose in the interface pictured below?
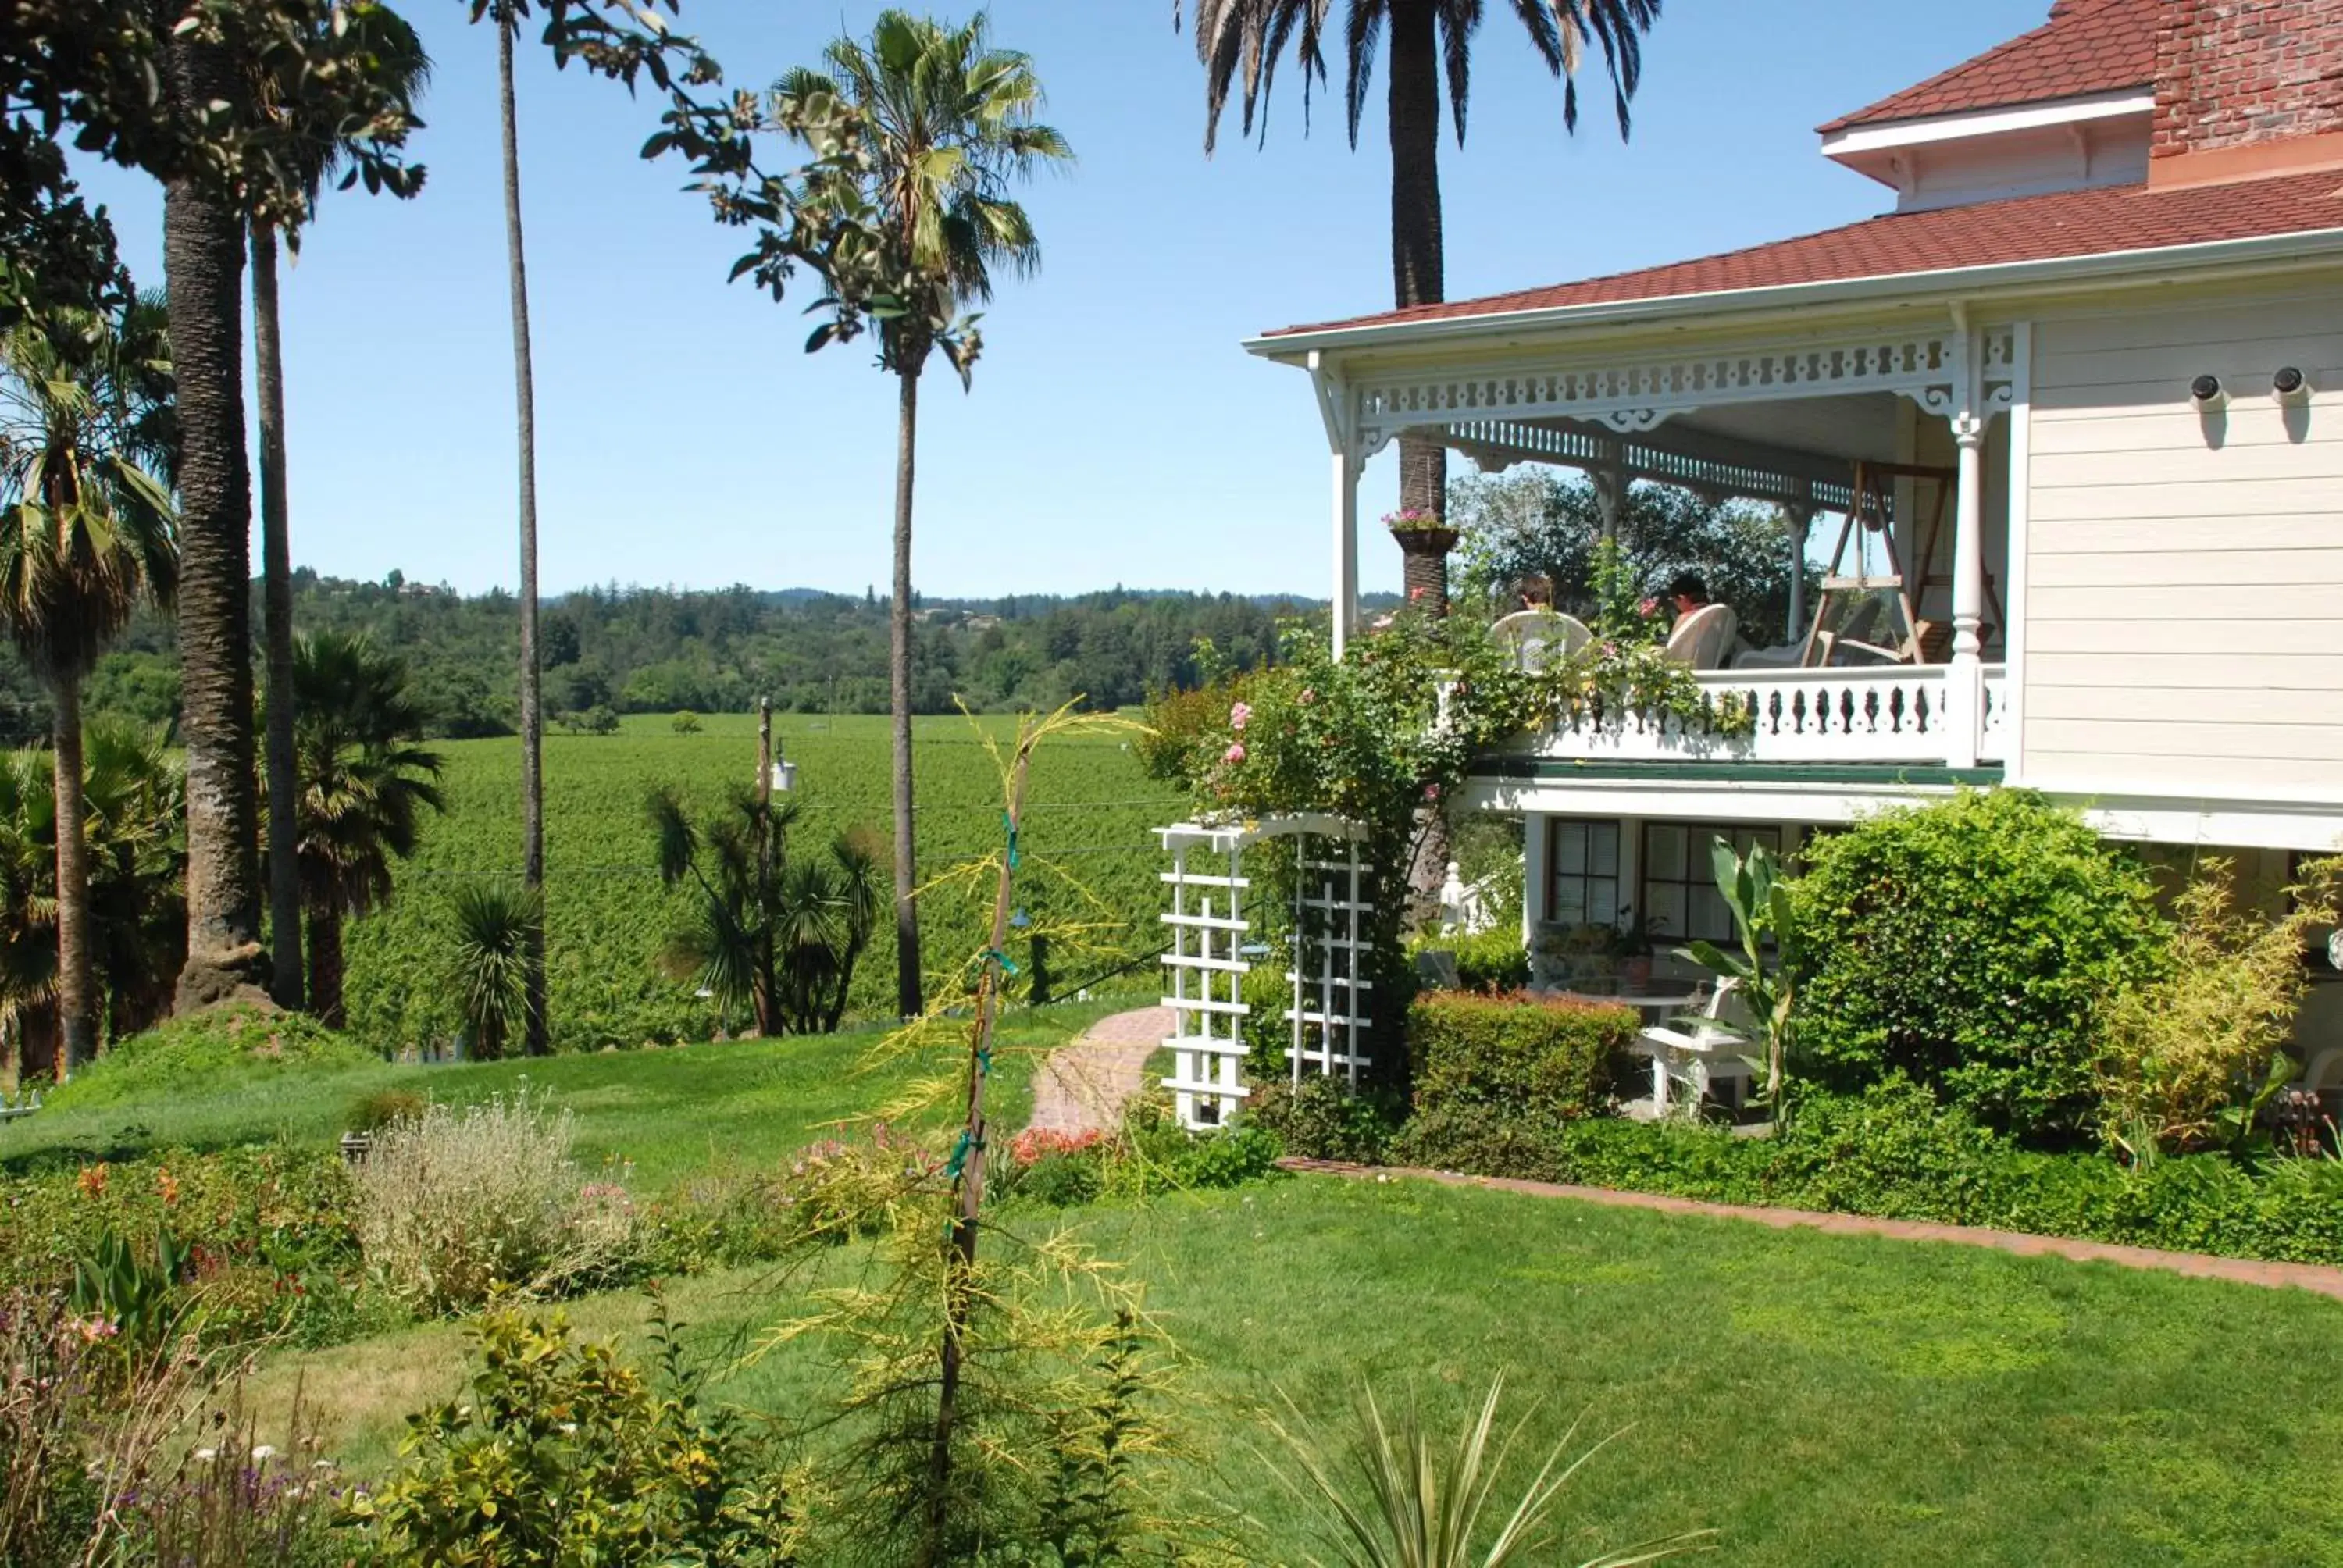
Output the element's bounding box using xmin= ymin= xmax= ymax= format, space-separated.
xmin=1409 ymin=586 xmax=1426 ymax=601
xmin=1637 ymin=597 xmax=1659 ymax=617
xmin=1230 ymin=701 xmax=1252 ymax=732
xmin=1223 ymin=743 xmax=1246 ymax=764
xmin=1425 ymin=782 xmax=1442 ymax=800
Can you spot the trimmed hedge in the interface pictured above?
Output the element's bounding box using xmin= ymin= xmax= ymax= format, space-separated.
xmin=1395 ymin=1078 xmax=2343 ymax=1267
xmin=1407 ymin=992 xmax=1639 ymax=1125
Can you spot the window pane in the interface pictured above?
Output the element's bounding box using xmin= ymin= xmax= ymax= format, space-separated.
xmin=1555 ymin=823 xmax=1587 ymax=876
xmin=1691 ymin=884 xmax=1731 ymax=943
xmin=1646 ymin=825 xmax=1686 ymax=882
xmin=1589 ymin=877 xmax=1620 ymax=928
xmin=1644 ymin=883 xmax=1686 ymax=941
xmin=1590 ymin=823 xmax=1620 ymax=877
xmin=1552 ymin=879 xmax=1587 ymax=925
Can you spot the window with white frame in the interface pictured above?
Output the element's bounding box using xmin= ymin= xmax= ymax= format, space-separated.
xmin=1639 ymin=823 xmax=1783 ymax=947
xmin=1545 ymin=820 xmax=1621 ymax=928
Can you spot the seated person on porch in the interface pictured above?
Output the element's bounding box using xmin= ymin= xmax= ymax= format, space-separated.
xmin=1488 ymin=573 xmax=1589 ymax=672
xmin=1661 ymin=572 xmax=1738 ymax=670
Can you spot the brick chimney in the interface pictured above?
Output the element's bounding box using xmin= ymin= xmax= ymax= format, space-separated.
xmin=2151 ymin=0 xmax=2343 ymax=184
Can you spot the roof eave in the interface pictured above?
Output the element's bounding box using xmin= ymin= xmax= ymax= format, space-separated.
xmin=1245 ymin=225 xmax=2343 ymax=362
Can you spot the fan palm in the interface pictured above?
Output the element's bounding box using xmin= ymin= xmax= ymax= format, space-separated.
xmin=765 ymin=11 xmax=1072 ymax=1018
xmin=248 ymin=1 xmax=433 ymax=1011
xmin=0 ymin=723 xmax=184 ymax=1082
xmin=0 ymin=297 xmax=177 ymax=1076
xmin=1178 ymin=0 xmax=1660 ymax=543
xmin=284 ymin=630 xmax=444 ymax=1028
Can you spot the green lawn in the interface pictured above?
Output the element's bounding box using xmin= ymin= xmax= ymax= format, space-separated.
xmin=17 ymin=1010 xmax=2343 ymax=1565
xmin=256 ymin=1171 xmax=2343 ymax=1566
xmin=0 ymin=1000 xmax=1107 ymax=1188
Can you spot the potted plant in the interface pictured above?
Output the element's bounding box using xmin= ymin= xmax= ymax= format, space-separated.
xmin=1614 ymin=907 xmax=1665 ymax=990
xmin=1384 ymin=508 xmax=1460 ymax=614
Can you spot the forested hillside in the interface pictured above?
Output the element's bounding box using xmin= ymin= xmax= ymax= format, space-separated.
xmin=0 ymin=574 xmax=1325 ymax=742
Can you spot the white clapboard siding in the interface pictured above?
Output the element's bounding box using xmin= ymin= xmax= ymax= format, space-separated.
xmin=2024 ymin=290 xmax=2343 ymax=804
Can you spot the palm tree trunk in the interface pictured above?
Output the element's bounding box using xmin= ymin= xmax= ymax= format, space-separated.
xmin=497 ymin=0 xmax=550 ymax=1056
xmin=1386 ymin=0 xmax=1446 ymax=527
xmin=306 ymin=908 xmax=345 ymax=1030
xmin=51 ymin=676 xmax=93 ymax=1076
xmin=163 ymin=27 xmax=269 ymax=1013
xmin=251 ymin=221 xmax=305 ymax=1012
xmin=890 ymin=365 xmax=923 ymax=1019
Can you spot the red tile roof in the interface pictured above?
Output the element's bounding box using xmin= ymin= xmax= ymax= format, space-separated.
xmin=1817 ymin=0 xmax=2158 ymax=134
xmin=1264 ymin=169 xmax=2343 ymax=337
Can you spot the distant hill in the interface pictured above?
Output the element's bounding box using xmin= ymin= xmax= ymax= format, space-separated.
xmin=0 ymin=572 xmax=1345 ymax=743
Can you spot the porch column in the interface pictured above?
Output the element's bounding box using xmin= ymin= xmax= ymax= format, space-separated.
xmin=1945 ymin=411 xmax=1987 ymax=769
xmin=1784 ymin=497 xmax=1814 ymax=643
xmin=1592 ymin=449 xmax=1626 ymax=542
xmin=1331 ymin=449 xmax=1360 ymax=657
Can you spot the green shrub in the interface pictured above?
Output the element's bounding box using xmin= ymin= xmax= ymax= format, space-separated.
xmin=45 ymin=1006 xmax=377 ymax=1111
xmin=0 ymin=1146 xmax=365 ymax=1349
xmin=1250 ymin=1075 xmax=1404 ymax=1163
xmin=1413 ymin=926 xmax=1531 ymax=993
xmin=345 ymin=1088 xmax=426 ymax=1135
xmin=1792 ymin=790 xmax=2166 ymax=1140
xmin=343 ymin=1301 xmax=797 ymax=1566
xmin=1408 ymin=992 xmax=1638 ymax=1124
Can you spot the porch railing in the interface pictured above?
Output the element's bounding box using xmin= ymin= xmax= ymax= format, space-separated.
xmin=1516 ymin=664 xmax=2006 ymax=768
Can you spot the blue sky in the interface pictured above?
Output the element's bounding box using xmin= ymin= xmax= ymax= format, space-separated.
xmin=73 ymin=1 xmax=2053 ymax=600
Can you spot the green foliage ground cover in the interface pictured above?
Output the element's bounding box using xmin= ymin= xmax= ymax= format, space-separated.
xmin=338 ymin=712 xmax=1181 ymax=1053
xmin=262 ymin=1174 xmax=2343 ymax=1566
xmin=40 ymin=1004 xmax=376 ymax=1111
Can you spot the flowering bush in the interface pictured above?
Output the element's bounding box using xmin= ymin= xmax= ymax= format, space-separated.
xmin=351 ymin=1085 xmax=641 ymax=1314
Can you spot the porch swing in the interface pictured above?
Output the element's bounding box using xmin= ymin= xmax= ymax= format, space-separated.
xmin=1800 ymin=461 xmax=1999 ymax=667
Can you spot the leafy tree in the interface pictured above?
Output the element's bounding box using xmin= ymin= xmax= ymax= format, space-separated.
xmin=0 ymin=294 xmax=177 ymax=1074
xmin=286 ymin=630 xmax=445 ymax=1028
xmin=248 ymin=2 xmax=433 ymax=1011
xmin=648 ymin=784 xmax=880 ymax=1035
xmin=1453 ymin=470 xmax=1809 ymax=649
xmin=667 ymin=10 xmax=1072 ymax=1017
xmin=1179 ymin=0 xmax=1659 ymax=575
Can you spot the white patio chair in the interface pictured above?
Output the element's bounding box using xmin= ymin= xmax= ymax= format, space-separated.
xmin=1489 ymin=608 xmax=1591 ymax=672
xmin=1662 ymin=603 xmax=1738 ymax=671
xmin=1631 ymin=980 xmax=1755 ymax=1117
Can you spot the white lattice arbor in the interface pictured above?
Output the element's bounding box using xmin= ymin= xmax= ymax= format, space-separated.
xmin=1157 ymin=814 xmax=1378 ymax=1131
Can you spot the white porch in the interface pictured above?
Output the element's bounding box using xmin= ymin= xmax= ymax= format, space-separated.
xmin=1273 ymin=312 xmax=2025 ymax=776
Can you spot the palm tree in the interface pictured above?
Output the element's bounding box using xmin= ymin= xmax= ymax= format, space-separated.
xmin=766 ymin=11 xmax=1072 ymax=1018
xmin=0 ymin=297 xmax=177 ymax=1076
xmin=248 ymin=2 xmax=433 ymax=1012
xmin=285 ymin=630 xmax=444 ymax=1028
xmin=450 ymin=878 xmax=537 ymax=1061
xmin=0 ymin=724 xmax=184 ymax=1082
xmin=1179 ymin=0 xmax=1660 ymax=541
xmin=490 ymin=0 xmax=551 ymax=1056
xmin=648 ymin=785 xmax=882 ymax=1035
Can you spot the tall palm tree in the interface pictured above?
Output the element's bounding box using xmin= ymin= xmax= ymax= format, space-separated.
xmin=491 ymin=0 xmax=550 ymax=1055
xmin=286 ymin=629 xmax=444 ymax=1028
xmin=768 ymin=11 xmax=1072 ymax=1017
xmin=0 ymin=296 xmax=177 ymax=1076
xmin=1179 ymin=0 xmax=1660 ymax=537
xmin=248 ymin=2 xmax=433 ymax=1012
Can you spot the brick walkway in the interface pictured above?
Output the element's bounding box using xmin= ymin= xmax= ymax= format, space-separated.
xmin=1026 ymin=1007 xmax=1169 ymax=1136
xmin=1281 ymin=1158 xmax=2343 ymax=1303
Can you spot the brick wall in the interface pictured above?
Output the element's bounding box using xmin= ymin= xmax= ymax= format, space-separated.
xmin=2153 ymin=0 xmax=2343 ymax=158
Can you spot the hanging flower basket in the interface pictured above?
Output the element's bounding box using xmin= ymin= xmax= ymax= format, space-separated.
xmin=1382 ymin=508 xmax=1460 ymax=552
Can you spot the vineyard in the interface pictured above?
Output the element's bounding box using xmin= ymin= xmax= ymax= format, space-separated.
xmin=341 ymin=711 xmax=1190 ymax=1052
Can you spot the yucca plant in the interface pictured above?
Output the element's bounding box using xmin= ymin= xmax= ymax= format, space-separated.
xmin=1269 ymin=1375 xmax=1711 ymax=1568
xmin=450 ymin=880 xmax=538 ymax=1061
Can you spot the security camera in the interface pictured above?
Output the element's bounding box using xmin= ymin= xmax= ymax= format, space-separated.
xmin=2189 ymin=373 xmax=2226 ymax=410
xmin=2274 ymin=365 xmax=2311 ymax=405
